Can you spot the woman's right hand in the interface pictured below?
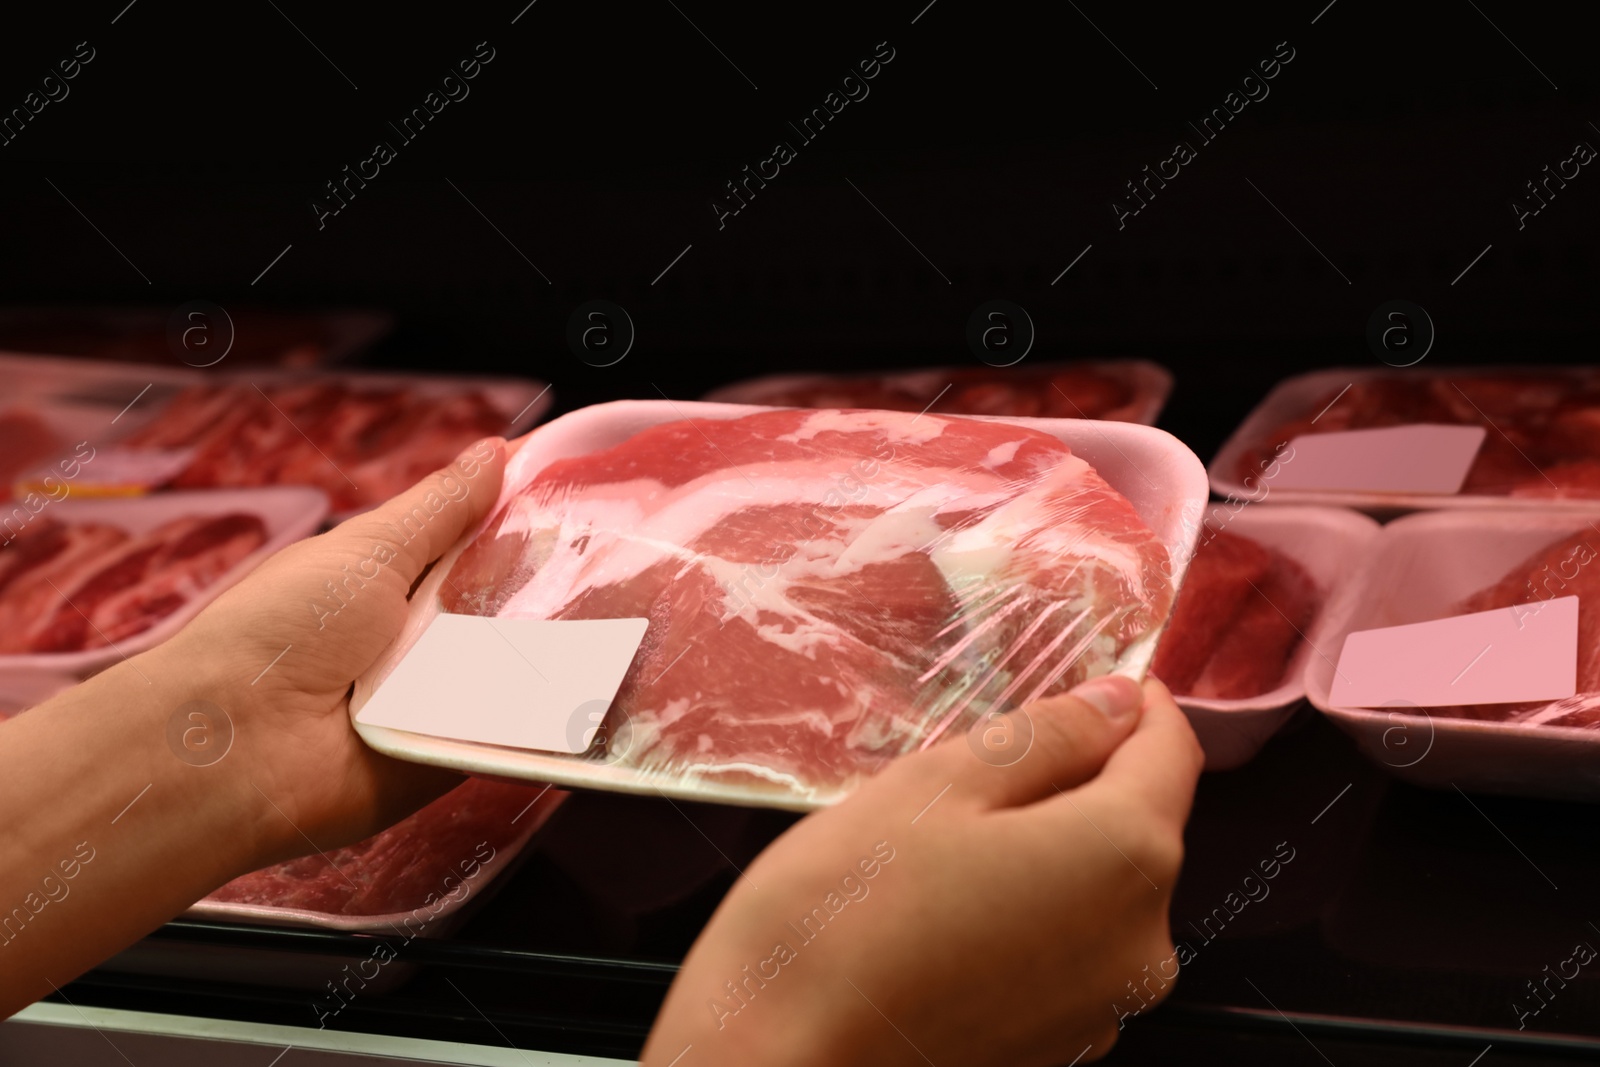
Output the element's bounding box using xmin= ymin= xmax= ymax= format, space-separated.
xmin=641 ymin=676 xmax=1205 ymax=1067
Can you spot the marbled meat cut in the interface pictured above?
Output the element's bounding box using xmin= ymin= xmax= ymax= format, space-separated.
xmin=755 ymin=365 xmax=1139 ymax=420
xmin=1427 ymin=530 xmax=1600 ymax=728
xmin=1151 ymin=529 xmax=1318 ymax=699
xmin=436 ymin=408 xmax=1175 ymax=800
xmin=0 ymin=513 xmax=266 ymax=653
xmin=205 ymin=779 xmax=566 ymax=916
xmin=120 ymin=381 xmax=507 ymax=510
xmin=1238 ymin=372 xmax=1600 ymax=496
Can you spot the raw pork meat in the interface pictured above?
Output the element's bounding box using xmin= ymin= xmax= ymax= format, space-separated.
xmin=436 ymin=408 xmax=1174 ymax=800
xmin=1423 ymin=530 xmax=1600 ymax=728
xmin=754 ymin=365 xmax=1139 ymax=420
xmin=1238 ymin=371 xmax=1600 ymax=497
xmin=205 ymin=779 xmax=565 ymax=916
xmin=0 ymin=513 xmax=266 ymax=653
xmin=120 ymin=382 xmax=507 ymax=510
xmin=1151 ymin=530 xmax=1319 ymax=699
xmin=0 ymin=411 xmax=64 ymax=500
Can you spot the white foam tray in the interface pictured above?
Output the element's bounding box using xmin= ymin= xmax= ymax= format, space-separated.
xmin=1304 ymin=506 xmax=1600 ymax=801
xmin=350 ymin=400 xmax=1209 ymax=811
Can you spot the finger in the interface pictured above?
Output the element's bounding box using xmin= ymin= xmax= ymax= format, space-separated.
xmin=342 ymin=437 xmax=507 ymax=585
xmin=925 ymin=673 xmax=1145 ymax=809
xmin=1065 ymin=677 xmax=1204 ymax=833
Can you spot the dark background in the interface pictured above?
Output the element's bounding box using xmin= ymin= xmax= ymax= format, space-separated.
xmin=7 ymin=2 xmax=1600 ymax=1062
xmin=3 ymin=0 xmax=1597 ymax=462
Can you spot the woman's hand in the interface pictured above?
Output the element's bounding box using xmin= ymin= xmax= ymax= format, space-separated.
xmin=170 ymin=436 xmax=507 ymax=860
xmin=641 ymin=676 xmax=1204 ymax=1067
xmin=0 ymin=438 xmax=508 ymax=1018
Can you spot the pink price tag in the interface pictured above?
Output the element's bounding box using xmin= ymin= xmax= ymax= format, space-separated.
xmin=355 ymin=613 xmax=649 ymax=753
xmin=1272 ymin=424 xmax=1486 ymax=494
xmin=1330 ymin=596 xmax=1578 ymax=708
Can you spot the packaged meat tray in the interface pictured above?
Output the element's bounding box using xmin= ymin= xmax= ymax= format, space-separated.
xmin=0 ymin=306 xmax=390 ymax=367
xmin=191 ymin=778 xmax=568 ymax=933
xmin=110 ymin=370 xmax=553 ymax=516
xmin=350 ymin=401 xmax=1209 ymax=810
xmin=1305 ymin=507 xmax=1600 ymax=801
xmin=101 ymin=780 xmax=566 ymax=993
xmin=0 ymin=487 xmax=328 ymax=676
xmin=1153 ymin=506 xmax=1379 ymax=771
xmin=1211 ymin=366 xmax=1600 ymax=512
xmin=702 ymin=360 xmax=1172 ymax=425
xmin=0 ymin=351 xmax=199 ymax=410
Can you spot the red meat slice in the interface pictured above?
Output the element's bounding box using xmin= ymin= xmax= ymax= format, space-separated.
xmin=0 ymin=514 xmax=266 ymax=654
xmin=1189 ymin=552 xmax=1318 ymax=699
xmin=758 ymin=366 xmax=1135 ymax=421
xmin=1039 ymin=369 xmax=1133 ymax=419
xmin=124 ymin=382 xmax=508 ymax=510
xmin=1150 ymin=530 xmax=1275 ymax=694
xmin=205 ymin=778 xmax=565 ymax=916
xmin=1426 ymin=530 xmax=1600 ymax=725
xmin=89 ymin=513 xmax=267 ymax=645
xmin=439 ymin=409 xmax=1174 ymax=797
xmin=0 ymin=519 xmax=70 ymax=598
xmin=0 ymin=522 xmax=130 ymax=653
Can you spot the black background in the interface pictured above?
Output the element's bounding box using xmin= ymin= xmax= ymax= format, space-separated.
xmin=3 ymin=0 xmax=1597 ymax=462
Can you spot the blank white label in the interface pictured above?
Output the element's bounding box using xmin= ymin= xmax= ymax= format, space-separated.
xmin=1330 ymin=596 xmax=1577 ymax=708
xmin=355 ymin=613 xmax=649 ymax=754
xmin=1273 ymin=425 xmax=1486 ymax=494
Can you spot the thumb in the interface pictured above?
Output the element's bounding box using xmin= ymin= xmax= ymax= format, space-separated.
xmin=339 ymin=437 xmax=507 ymax=587
xmin=930 ymin=673 xmax=1146 ymax=809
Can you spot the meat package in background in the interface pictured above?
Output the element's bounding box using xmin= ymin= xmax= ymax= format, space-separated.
xmin=1424 ymin=529 xmax=1600 ymax=728
xmin=204 ymin=778 xmax=566 ymax=918
xmin=0 ymin=411 xmax=65 ymax=500
xmin=0 ymin=512 xmax=266 ymax=654
xmin=1151 ymin=529 xmax=1319 ymax=700
xmin=428 ymin=407 xmax=1178 ymax=804
xmin=1235 ymin=371 xmax=1600 ymax=498
xmin=707 ymin=361 xmax=1168 ymax=423
xmin=119 ymin=381 xmax=513 ymax=511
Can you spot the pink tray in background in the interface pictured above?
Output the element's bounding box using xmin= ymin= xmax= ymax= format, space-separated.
xmin=1304 ymin=506 xmax=1600 ymax=801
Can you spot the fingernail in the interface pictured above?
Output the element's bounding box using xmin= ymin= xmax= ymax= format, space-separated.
xmin=1069 ymin=674 xmax=1142 ymax=721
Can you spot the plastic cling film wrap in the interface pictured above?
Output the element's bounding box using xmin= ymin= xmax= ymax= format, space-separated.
xmin=193 ymin=779 xmax=567 ymax=931
xmin=363 ymin=405 xmax=1192 ymax=807
xmin=1424 ymin=528 xmax=1600 ymax=729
